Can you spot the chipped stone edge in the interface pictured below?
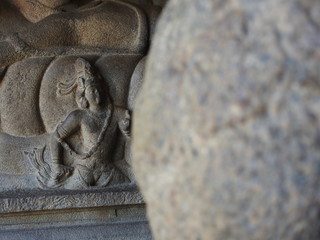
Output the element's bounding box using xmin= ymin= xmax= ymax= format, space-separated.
xmin=0 ymin=187 xmax=144 ymax=213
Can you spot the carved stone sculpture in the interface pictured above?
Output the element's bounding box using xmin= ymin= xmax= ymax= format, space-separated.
xmin=0 ymin=0 xmax=158 ymax=191
xmin=22 ymin=58 xmax=131 ymax=189
xmin=0 ymin=1 xmax=165 ymax=239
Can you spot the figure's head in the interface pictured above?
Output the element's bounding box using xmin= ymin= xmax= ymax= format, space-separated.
xmin=57 ymin=58 xmax=111 ymax=109
xmin=75 ymin=58 xmax=96 ymax=87
xmin=85 ymin=83 xmax=101 ymax=107
xmin=74 ymin=58 xmax=100 ymax=109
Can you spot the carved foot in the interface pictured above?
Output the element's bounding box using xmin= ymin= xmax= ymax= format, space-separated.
xmin=48 ymin=164 xmax=73 ymax=187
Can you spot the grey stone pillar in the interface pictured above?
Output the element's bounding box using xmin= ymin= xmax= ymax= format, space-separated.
xmin=133 ymin=0 xmax=320 ymax=239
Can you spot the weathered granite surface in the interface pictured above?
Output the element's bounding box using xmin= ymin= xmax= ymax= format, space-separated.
xmin=0 ymin=0 xmax=160 ymax=191
xmin=153 ymin=0 xmax=167 ymax=7
xmin=0 ymin=184 xmax=143 ymax=213
xmin=0 ymin=204 xmax=150 ymax=240
xmin=133 ymin=0 xmax=320 ymax=239
xmin=0 ymin=0 xmax=159 ymax=238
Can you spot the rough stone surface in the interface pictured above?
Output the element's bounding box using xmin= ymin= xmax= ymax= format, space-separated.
xmin=0 ymin=0 xmax=162 ymax=191
xmin=0 ymin=204 xmax=150 ymax=240
xmin=0 ymin=0 xmax=156 ymax=67
xmin=152 ymin=0 xmax=167 ymax=7
xmin=133 ymin=0 xmax=320 ymax=239
xmin=0 ymin=0 xmax=159 ymax=238
xmin=0 ymin=184 xmax=143 ymax=213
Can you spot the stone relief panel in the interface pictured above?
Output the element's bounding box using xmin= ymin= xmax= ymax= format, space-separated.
xmin=0 ymin=0 xmax=156 ymax=191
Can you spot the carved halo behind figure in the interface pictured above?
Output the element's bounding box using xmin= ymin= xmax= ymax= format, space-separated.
xmin=0 ymin=54 xmax=144 ymax=190
xmin=39 ymin=55 xmax=143 ymax=132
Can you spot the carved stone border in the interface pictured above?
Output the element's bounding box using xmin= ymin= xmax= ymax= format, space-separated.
xmin=0 ymin=184 xmax=144 ymax=213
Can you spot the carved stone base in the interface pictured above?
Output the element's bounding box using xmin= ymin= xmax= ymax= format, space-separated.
xmin=0 ymin=184 xmax=151 ymax=239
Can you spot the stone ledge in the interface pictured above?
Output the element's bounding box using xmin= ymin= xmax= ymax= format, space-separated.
xmin=0 ymin=184 xmax=144 ymax=213
xmin=0 ymin=221 xmax=152 ymax=240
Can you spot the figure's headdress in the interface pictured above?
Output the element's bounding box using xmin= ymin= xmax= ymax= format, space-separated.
xmin=57 ymin=58 xmax=97 ymax=96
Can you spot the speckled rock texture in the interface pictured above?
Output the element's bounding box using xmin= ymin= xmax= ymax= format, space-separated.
xmin=133 ymin=0 xmax=320 ymax=239
xmin=153 ymin=0 xmax=167 ymax=7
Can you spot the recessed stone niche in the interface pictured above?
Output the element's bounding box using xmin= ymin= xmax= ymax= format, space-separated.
xmin=0 ymin=0 xmax=166 ymax=238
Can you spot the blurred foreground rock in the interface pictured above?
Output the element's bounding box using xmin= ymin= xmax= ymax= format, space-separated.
xmin=133 ymin=0 xmax=320 ymax=239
